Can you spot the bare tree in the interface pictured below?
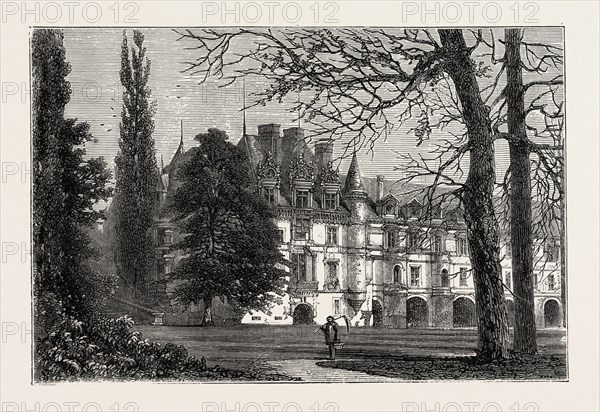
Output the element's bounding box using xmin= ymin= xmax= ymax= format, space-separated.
xmin=482 ymin=28 xmax=564 ymax=350
xmin=396 ymin=28 xmax=564 ymax=352
xmin=175 ymin=28 xmax=512 ymax=359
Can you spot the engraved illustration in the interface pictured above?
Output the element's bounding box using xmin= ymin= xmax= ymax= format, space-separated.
xmin=32 ymin=27 xmax=565 ymax=382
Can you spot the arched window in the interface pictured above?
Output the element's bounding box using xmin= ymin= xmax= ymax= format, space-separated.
xmin=393 ymin=265 xmax=401 ymax=283
xmin=441 ymin=269 xmax=449 ymax=287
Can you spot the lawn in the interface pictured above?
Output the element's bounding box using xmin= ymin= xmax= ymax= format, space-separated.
xmin=134 ymin=325 xmax=567 ymax=381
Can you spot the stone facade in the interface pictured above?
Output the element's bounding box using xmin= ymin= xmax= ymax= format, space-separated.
xmin=152 ymin=123 xmax=564 ymax=328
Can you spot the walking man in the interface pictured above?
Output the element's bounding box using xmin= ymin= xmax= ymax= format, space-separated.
xmin=319 ymin=316 xmax=340 ymax=360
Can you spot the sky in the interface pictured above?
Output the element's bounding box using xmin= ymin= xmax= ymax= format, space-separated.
xmin=61 ymin=27 xmax=564 ymax=201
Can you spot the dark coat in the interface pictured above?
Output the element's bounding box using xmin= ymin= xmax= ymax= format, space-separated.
xmin=320 ymin=321 xmax=339 ymax=345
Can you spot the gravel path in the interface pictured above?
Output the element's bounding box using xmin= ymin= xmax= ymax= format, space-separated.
xmin=264 ymin=359 xmax=400 ymax=383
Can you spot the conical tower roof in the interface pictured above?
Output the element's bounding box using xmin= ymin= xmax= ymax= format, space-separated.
xmin=343 ymin=152 xmax=366 ymax=195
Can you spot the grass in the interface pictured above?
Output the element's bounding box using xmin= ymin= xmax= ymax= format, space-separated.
xmin=134 ymin=325 xmax=567 ymax=381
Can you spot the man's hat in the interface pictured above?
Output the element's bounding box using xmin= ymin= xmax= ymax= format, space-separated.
xmin=326 ymin=316 xmax=334 ymax=321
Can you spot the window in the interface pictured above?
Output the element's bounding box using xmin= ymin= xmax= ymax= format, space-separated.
xmin=291 ymin=253 xmax=306 ymax=281
xmin=548 ymin=273 xmax=555 ymax=290
xmin=441 ymin=269 xmax=449 ymax=287
xmin=326 ymin=226 xmax=338 ymax=245
xmin=333 ymin=299 xmax=341 ymax=315
xmin=385 ymin=203 xmax=395 ymax=215
xmin=251 ymin=316 xmax=261 ymax=321
xmin=324 ymin=193 xmax=336 ymax=210
xmin=328 ymin=262 xmax=338 ymax=278
xmin=386 ymin=230 xmax=397 ymax=249
xmin=294 ymin=218 xmax=310 ymax=240
xmin=533 ymin=272 xmax=539 ymax=289
xmin=546 ymin=245 xmax=559 ymax=262
xmin=274 ymin=316 xmax=283 ymax=320
xmin=459 ymin=267 xmax=468 ymax=287
xmin=406 ymin=232 xmax=420 ymax=251
xmin=409 ymin=201 xmax=421 ymax=218
xmin=325 ymin=261 xmax=340 ymax=291
xmin=410 ymin=266 xmax=421 ymax=287
xmin=505 ymin=242 xmax=512 ymax=259
xmin=393 ymin=266 xmax=401 ymax=283
xmin=264 ymin=187 xmax=275 ymax=205
xmin=296 ymin=190 xmax=309 ymax=208
xmin=277 ymin=229 xmax=285 ymax=243
xmin=505 ymin=272 xmax=512 ymax=290
xmin=456 ymin=237 xmax=468 ymax=256
xmin=432 ymin=235 xmax=444 ymax=253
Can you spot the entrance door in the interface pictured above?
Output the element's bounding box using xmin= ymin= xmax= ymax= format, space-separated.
xmin=406 ymin=297 xmax=428 ymax=328
xmin=544 ymin=300 xmax=561 ymax=327
xmin=453 ymin=297 xmax=477 ymax=327
xmin=292 ymin=303 xmax=314 ymax=325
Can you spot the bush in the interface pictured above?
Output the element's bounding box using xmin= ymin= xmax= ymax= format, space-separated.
xmin=36 ymin=314 xmax=208 ymax=381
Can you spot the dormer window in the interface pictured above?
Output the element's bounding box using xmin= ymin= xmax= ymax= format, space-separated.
xmin=324 ymin=192 xmax=337 ymax=210
xmin=296 ymin=190 xmax=309 ymax=208
xmin=408 ymin=199 xmax=422 ymax=218
xmin=263 ymin=187 xmax=276 ymax=205
xmin=379 ymin=193 xmax=400 ymax=217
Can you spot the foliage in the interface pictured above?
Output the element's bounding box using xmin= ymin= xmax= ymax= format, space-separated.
xmin=32 ymin=29 xmax=113 ymax=325
xmin=113 ymin=29 xmax=158 ymax=300
xmin=169 ymin=129 xmax=288 ymax=322
xmin=37 ymin=314 xmax=209 ymax=381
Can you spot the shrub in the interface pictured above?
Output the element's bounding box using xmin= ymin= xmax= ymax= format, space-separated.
xmin=36 ymin=314 xmax=208 ymax=381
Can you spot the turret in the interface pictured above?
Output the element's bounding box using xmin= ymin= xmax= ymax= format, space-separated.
xmin=343 ymin=153 xmax=369 ymax=221
xmin=342 ymin=153 xmax=369 ymax=319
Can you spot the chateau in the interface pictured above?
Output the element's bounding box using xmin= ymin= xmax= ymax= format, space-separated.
xmin=151 ymin=123 xmax=563 ymax=329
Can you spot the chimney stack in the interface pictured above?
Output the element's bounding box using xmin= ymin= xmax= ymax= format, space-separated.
xmin=377 ymin=175 xmax=385 ymax=201
xmin=282 ymin=126 xmax=304 ymax=160
xmin=257 ymin=124 xmax=281 ymax=160
xmin=315 ymin=139 xmax=334 ymax=173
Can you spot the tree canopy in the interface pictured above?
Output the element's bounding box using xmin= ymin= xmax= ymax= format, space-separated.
xmin=32 ymin=29 xmax=113 ymax=323
xmin=169 ymin=128 xmax=288 ymax=325
xmin=113 ymin=30 xmax=158 ymax=300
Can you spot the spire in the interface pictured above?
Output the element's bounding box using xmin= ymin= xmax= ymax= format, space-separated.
xmin=242 ymin=79 xmax=247 ymax=138
xmin=179 ymin=119 xmax=184 ymax=152
xmin=343 ymin=152 xmax=366 ymax=195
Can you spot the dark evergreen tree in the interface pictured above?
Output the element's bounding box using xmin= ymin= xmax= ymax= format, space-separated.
xmin=113 ymin=30 xmax=158 ymax=301
xmin=170 ymin=129 xmax=288 ymax=326
xmin=32 ymin=29 xmax=113 ymax=326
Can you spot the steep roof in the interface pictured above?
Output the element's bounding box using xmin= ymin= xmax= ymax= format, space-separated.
xmin=342 ymin=153 xmax=366 ymax=195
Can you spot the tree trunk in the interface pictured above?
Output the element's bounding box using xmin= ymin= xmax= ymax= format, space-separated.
xmin=505 ymin=29 xmax=538 ymax=354
xmin=560 ymin=191 xmax=567 ymax=327
xmin=202 ymin=296 xmax=215 ymax=326
xmin=439 ymin=29 xmax=510 ymax=360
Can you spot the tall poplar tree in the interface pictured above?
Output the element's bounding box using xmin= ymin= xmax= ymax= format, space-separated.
xmin=32 ymin=29 xmax=112 ymax=325
xmin=113 ymin=30 xmax=158 ymax=300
